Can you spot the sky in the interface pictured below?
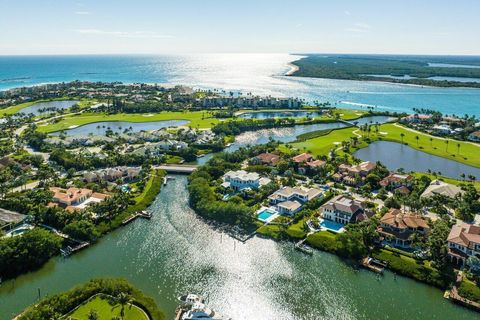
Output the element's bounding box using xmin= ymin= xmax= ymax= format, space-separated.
xmin=1 ymin=0 xmax=479 ymax=55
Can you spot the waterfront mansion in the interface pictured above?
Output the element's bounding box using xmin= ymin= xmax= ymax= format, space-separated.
xmin=377 ymin=208 xmax=430 ymax=248
xmin=447 ymin=223 xmax=480 ymax=266
xmin=49 ymin=187 xmax=109 ymax=212
xmin=320 ymin=195 xmax=368 ymax=225
xmin=221 ymin=170 xmax=271 ymax=191
xmin=268 ymin=186 xmax=323 ymax=215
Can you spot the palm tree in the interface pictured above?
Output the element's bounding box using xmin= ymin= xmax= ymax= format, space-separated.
xmin=429 ymin=137 xmax=433 ymax=148
xmin=445 ymin=140 xmax=449 ymax=152
xmin=400 ymin=133 xmax=405 ymax=144
xmin=457 ymin=143 xmax=461 ymax=155
xmin=415 ymin=135 xmax=419 ymax=146
xmin=117 ymin=292 xmax=131 ymax=319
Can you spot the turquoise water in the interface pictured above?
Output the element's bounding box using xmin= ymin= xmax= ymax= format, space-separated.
xmin=257 ymin=209 xmax=275 ymax=221
xmin=1 ymin=54 xmax=480 ymax=117
xmin=320 ymin=219 xmax=345 ymax=233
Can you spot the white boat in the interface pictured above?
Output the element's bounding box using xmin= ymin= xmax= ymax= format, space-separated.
xmin=181 ymin=302 xmax=228 ymax=320
xmin=178 ymin=293 xmax=204 ymax=306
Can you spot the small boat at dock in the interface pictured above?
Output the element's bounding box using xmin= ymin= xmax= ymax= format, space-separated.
xmin=361 ymin=256 xmax=387 ymax=274
xmin=178 ymin=293 xmax=204 ymax=306
xmin=295 ymin=239 xmax=313 ymax=255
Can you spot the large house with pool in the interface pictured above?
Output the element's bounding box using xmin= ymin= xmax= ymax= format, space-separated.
xmin=221 ymin=170 xmax=271 ymax=191
xmin=320 ymin=195 xmax=368 ymax=225
xmin=268 ymin=186 xmax=323 ymax=215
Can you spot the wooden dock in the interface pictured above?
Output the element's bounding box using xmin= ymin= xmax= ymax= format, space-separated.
xmin=61 ymin=241 xmax=90 ymax=257
xmin=445 ymin=273 xmax=480 ymax=311
xmin=360 ymin=257 xmax=387 ymax=273
xmin=295 ymin=239 xmax=313 ymax=255
xmin=121 ymin=211 xmax=153 ymax=226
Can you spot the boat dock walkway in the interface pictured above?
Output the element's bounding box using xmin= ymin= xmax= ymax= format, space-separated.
xmin=295 ymin=239 xmax=313 ymax=255
xmin=121 ymin=210 xmax=153 ymax=226
xmin=360 ymin=256 xmax=387 ymax=273
xmin=445 ymin=273 xmax=480 ymax=311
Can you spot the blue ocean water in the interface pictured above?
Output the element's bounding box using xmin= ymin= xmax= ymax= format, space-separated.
xmin=1 ymin=54 xmax=480 ymax=117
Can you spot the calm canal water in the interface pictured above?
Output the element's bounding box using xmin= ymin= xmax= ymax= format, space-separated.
xmin=0 ymin=176 xmax=477 ymax=320
xmin=354 ymin=141 xmax=480 ymax=180
xmin=50 ymin=120 xmax=189 ymax=136
xmin=18 ymin=100 xmax=79 ymax=116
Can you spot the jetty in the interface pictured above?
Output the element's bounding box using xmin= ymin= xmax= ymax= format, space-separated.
xmin=360 ymin=256 xmax=387 ymax=273
xmin=61 ymin=241 xmax=90 ymax=257
xmin=445 ymin=273 xmax=480 ymax=312
xmin=122 ymin=210 xmax=153 ymax=226
xmin=295 ymin=239 xmax=313 ymax=255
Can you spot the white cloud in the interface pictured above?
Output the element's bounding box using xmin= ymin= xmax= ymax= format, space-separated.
xmin=75 ymin=29 xmax=174 ymax=39
xmin=75 ymin=11 xmax=90 ymax=15
xmin=344 ymin=10 xmax=351 ymax=16
xmin=345 ymin=23 xmax=371 ymax=33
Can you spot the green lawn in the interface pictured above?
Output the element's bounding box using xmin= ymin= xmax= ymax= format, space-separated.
xmin=67 ymin=296 xmax=149 ymax=320
xmin=306 ymin=231 xmax=339 ymax=253
xmin=37 ymin=111 xmax=220 ymax=133
xmin=458 ymin=277 xmax=480 ymax=303
xmin=371 ymin=248 xmax=449 ymax=288
xmin=372 ymin=123 xmax=480 ymax=168
xmin=279 ymin=127 xmax=359 ymax=156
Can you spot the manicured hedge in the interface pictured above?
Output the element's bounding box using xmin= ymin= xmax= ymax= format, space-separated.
xmin=18 ymin=278 xmax=165 ymax=320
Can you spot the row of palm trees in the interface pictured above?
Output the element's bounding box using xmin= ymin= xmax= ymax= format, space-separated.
xmin=401 ymin=132 xmax=464 ymax=154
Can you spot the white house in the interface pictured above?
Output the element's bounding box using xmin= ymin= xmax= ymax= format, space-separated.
xmin=320 ymin=195 xmax=365 ymax=224
xmin=268 ymin=186 xmax=323 ymax=216
xmin=221 ymin=170 xmax=271 ymax=191
xmin=468 ymin=131 xmax=480 ymax=142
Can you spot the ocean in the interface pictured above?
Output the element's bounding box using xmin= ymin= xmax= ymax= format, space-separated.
xmin=1 ymin=53 xmax=480 ymax=117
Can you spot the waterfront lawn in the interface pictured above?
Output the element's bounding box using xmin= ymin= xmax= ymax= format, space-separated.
xmin=18 ymin=278 xmax=165 ymax=320
xmin=458 ymin=277 xmax=480 ymax=303
xmin=285 ymin=219 xmax=308 ymax=239
xmin=96 ymin=170 xmax=164 ymax=234
xmin=371 ymin=248 xmax=450 ymax=288
xmin=37 ymin=111 xmax=221 ymax=133
xmin=68 ymin=295 xmax=148 ymax=320
xmin=256 ymin=224 xmax=286 ymax=240
xmin=372 ymin=123 xmax=480 ymax=168
xmin=280 ymin=127 xmax=360 ymax=156
xmin=306 ymin=231 xmax=339 ymax=254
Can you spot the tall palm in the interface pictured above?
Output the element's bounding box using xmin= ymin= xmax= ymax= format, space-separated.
xmin=415 ymin=135 xmax=419 ymax=146
xmin=457 ymin=143 xmax=461 ymax=155
xmin=429 ymin=137 xmax=433 ymax=148
xmin=445 ymin=140 xmax=449 ymax=152
xmin=400 ymin=133 xmax=405 ymax=144
xmin=117 ymin=292 xmax=131 ymax=319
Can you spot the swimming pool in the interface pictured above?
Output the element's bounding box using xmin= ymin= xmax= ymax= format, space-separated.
xmin=257 ymin=208 xmax=278 ymax=222
xmin=319 ymin=219 xmax=345 ymax=233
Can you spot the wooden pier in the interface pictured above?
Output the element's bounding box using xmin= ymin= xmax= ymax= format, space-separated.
xmin=295 ymin=239 xmax=313 ymax=255
xmin=360 ymin=257 xmax=387 ymax=273
xmin=445 ymin=273 xmax=480 ymax=311
xmin=121 ymin=210 xmax=153 ymax=226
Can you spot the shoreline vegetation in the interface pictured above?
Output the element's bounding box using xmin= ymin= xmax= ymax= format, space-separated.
xmin=289 ymin=54 xmax=480 ymax=88
xmin=16 ymin=278 xmax=165 ymax=320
